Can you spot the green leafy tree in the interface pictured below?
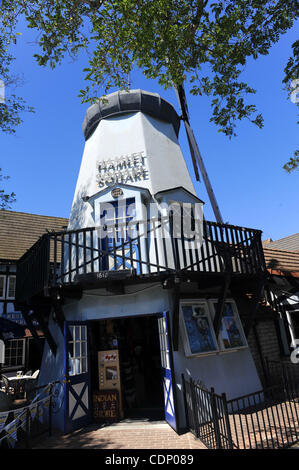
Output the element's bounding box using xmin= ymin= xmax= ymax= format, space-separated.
xmin=0 ymin=168 xmax=16 ymax=210
xmin=0 ymin=0 xmax=298 ymax=167
xmin=0 ymin=26 xmax=33 ymax=208
xmin=0 ymin=25 xmax=34 ymax=134
xmin=283 ymin=39 xmax=299 ymax=171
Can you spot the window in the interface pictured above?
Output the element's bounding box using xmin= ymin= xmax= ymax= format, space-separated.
xmin=180 ymin=299 xmax=247 ymax=357
xmin=209 ymin=300 xmax=247 ymax=351
xmin=158 ymin=316 xmax=170 ymax=369
xmin=290 ymin=310 xmax=299 ymax=341
xmin=180 ymin=302 xmax=218 ymax=356
xmin=7 ymin=276 xmax=16 ymax=299
xmin=100 ymin=198 xmax=138 ymax=271
xmin=68 ymin=325 xmax=88 ymax=376
xmin=0 ymin=275 xmax=6 ymax=299
xmin=101 ymin=198 xmax=136 ymax=243
xmin=4 ymin=339 xmax=25 ymax=368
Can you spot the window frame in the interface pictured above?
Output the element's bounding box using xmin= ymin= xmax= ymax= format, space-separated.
xmin=180 ymin=298 xmax=248 ymax=358
xmin=4 ymin=338 xmax=26 ymax=368
xmin=6 ymin=275 xmax=16 ymax=300
xmin=179 ymin=300 xmax=219 ymax=358
xmin=68 ymin=325 xmax=88 ymax=376
xmin=100 ymin=197 xmax=136 ymax=243
xmin=208 ymin=298 xmax=248 ymax=352
xmin=0 ymin=275 xmax=6 ymax=300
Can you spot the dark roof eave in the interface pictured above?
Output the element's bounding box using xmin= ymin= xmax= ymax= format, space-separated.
xmin=82 ymin=89 xmax=181 ymax=141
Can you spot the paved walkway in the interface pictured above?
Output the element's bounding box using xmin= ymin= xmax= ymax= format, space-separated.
xmin=32 ymin=420 xmax=207 ymax=450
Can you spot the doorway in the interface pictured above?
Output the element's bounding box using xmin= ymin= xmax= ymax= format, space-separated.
xmin=90 ymin=315 xmax=165 ymax=421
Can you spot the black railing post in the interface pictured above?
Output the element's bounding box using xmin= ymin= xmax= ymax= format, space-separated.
xmin=210 ymin=387 xmax=222 ymax=449
xmin=181 ymin=374 xmax=190 ymax=431
xmin=25 ymin=407 xmax=31 ymax=449
xmin=49 ymin=383 xmax=53 ymax=437
xmin=190 ymin=378 xmax=199 ymax=437
xmin=221 ymin=392 xmax=234 ymax=449
xmin=169 ymin=212 xmax=180 ymax=271
xmin=45 ymin=234 xmax=51 ymax=293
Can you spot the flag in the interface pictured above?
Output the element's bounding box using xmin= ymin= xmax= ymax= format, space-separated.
xmin=17 ymin=409 xmax=28 ymax=432
xmin=30 ymin=403 xmax=37 ymax=420
xmin=4 ymin=420 xmax=18 ymax=448
xmin=0 ymin=317 xmax=26 ymax=340
xmin=0 ymin=411 xmax=8 ymax=433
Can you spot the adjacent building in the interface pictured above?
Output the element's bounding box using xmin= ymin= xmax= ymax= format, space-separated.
xmin=263 ymin=237 xmax=299 ymax=362
xmin=0 ymin=210 xmax=68 ymax=373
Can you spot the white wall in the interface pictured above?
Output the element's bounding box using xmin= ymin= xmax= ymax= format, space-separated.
xmin=68 ymin=112 xmax=196 ymax=231
xmin=38 ymin=286 xmax=262 ymax=433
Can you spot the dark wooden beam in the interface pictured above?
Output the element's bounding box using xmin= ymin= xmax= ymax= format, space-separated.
xmin=244 ymin=277 xmax=265 ymax=338
xmin=172 ymin=279 xmax=181 ymax=351
xmin=52 ymin=301 xmax=73 ymax=355
xmin=21 ymin=308 xmax=44 ymax=353
xmin=52 ymin=301 xmax=66 ymax=336
xmin=32 ymin=307 xmax=57 ymax=356
xmin=213 ymin=274 xmax=231 ymax=337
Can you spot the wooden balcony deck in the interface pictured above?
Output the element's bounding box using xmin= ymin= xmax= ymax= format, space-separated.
xmin=15 ymin=216 xmax=266 ymax=304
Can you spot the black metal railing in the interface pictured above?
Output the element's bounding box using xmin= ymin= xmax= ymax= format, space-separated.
xmin=264 ymin=357 xmax=299 ymax=399
xmin=16 ymin=216 xmax=266 ymax=303
xmin=0 ymin=381 xmax=60 ymax=449
xmin=182 ymin=375 xmax=233 ymax=449
xmin=182 ymin=375 xmax=299 ymax=449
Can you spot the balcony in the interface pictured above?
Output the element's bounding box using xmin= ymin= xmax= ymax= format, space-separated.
xmin=15 ymin=216 xmax=266 ymax=305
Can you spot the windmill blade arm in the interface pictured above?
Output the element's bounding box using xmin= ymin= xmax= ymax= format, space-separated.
xmin=174 ymin=82 xmax=224 ymax=224
xmin=175 ymin=85 xmax=190 ymax=122
xmin=184 ymin=121 xmax=224 ymax=224
xmin=184 ymin=121 xmax=201 ymax=182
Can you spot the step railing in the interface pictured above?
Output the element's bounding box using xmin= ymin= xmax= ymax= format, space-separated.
xmin=182 ymin=374 xmax=299 ymax=449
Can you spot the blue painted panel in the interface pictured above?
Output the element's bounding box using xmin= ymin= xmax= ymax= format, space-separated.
xmin=158 ymin=312 xmax=178 ymax=431
xmin=64 ymin=321 xmax=92 ymax=434
xmin=100 ymin=198 xmax=139 ymax=272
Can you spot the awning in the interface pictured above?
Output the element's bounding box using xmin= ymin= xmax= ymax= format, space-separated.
xmin=0 ymin=317 xmax=27 ymax=340
xmin=266 ymin=275 xmax=299 ymax=312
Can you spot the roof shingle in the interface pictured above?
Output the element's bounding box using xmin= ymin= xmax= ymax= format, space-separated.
xmin=263 ymin=247 xmax=299 ymax=276
xmin=263 ymin=233 xmax=299 ymax=252
xmin=0 ymin=210 xmax=68 ymax=261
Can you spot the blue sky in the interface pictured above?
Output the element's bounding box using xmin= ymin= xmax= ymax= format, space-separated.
xmin=0 ymin=18 xmax=298 ymax=242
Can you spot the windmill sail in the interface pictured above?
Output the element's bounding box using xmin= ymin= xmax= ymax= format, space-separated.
xmin=175 ymin=84 xmax=224 ymax=224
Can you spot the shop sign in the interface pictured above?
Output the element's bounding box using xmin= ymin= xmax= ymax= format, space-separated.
xmin=96 ymin=151 xmax=149 ymax=188
xmin=93 ymin=390 xmax=119 ymax=421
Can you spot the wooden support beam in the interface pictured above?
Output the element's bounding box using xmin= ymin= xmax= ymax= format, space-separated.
xmin=172 ymin=279 xmax=181 ymax=351
xmin=244 ymin=277 xmax=265 ymax=338
xmin=213 ymin=274 xmax=231 ymax=337
xmin=52 ymin=301 xmax=73 ymax=355
xmin=33 ymin=307 xmax=57 ymax=356
xmin=53 ymin=301 xmax=66 ymax=336
xmin=21 ymin=308 xmax=43 ymax=354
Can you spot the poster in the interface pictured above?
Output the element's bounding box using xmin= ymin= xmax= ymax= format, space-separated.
xmin=93 ymin=390 xmax=119 ymax=421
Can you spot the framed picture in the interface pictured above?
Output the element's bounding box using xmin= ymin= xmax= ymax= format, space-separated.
xmin=180 ymin=301 xmax=219 ymax=357
xmin=208 ymin=299 xmax=247 ymax=351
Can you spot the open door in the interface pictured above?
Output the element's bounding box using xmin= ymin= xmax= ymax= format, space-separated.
xmin=64 ymin=321 xmax=92 ymax=433
xmin=157 ymin=312 xmax=178 ymax=431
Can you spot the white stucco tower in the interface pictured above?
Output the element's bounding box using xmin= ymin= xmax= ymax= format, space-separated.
xmin=68 ymin=89 xmax=201 ymax=230
xmin=34 ymin=89 xmax=263 ymax=436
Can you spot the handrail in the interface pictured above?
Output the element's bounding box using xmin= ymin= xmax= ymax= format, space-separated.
xmin=15 ymin=218 xmax=266 ymax=303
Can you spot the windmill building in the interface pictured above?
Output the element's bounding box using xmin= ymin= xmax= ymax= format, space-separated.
xmin=15 ymin=89 xmax=267 ymax=434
